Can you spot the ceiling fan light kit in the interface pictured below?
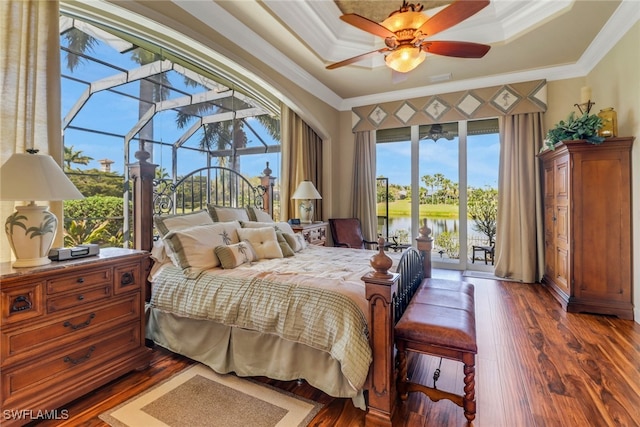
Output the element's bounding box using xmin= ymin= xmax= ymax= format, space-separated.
xmin=327 ymin=0 xmax=491 ymax=73
xmin=385 ymin=45 xmax=426 ymax=73
xmin=381 ymin=7 xmax=428 ymax=33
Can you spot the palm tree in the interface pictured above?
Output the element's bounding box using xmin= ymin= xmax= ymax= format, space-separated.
xmin=63 ymin=28 xmax=170 ymax=161
xmin=63 ymin=145 xmax=93 ymax=171
xmin=433 ymin=173 xmax=446 ymax=204
xmin=175 ymin=79 xmax=280 ymax=170
xmin=129 ymin=49 xmax=170 ymax=158
xmin=63 ymin=23 xmax=280 ymax=175
xmin=62 ymin=28 xmax=98 ymax=72
xmin=441 ymin=178 xmax=457 ymax=204
xmin=421 ymin=174 xmax=436 ymax=204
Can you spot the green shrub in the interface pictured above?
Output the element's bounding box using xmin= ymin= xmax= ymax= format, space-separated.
xmin=435 ymin=231 xmax=459 ymax=259
xmin=64 ymin=196 xmax=127 ymax=246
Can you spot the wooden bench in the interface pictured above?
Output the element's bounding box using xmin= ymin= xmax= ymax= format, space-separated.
xmin=395 ymin=278 xmax=478 ymax=423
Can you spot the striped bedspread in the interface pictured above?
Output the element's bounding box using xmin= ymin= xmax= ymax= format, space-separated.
xmin=149 ymin=246 xmax=402 ymax=390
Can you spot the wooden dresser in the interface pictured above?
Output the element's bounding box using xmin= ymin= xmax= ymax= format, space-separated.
xmin=291 ymin=222 xmax=328 ymax=246
xmin=0 ymin=248 xmax=151 ymax=425
xmin=539 ymin=137 xmax=634 ymax=319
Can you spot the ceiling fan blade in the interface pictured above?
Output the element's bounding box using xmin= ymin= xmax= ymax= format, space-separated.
xmin=326 ymin=48 xmax=390 ymax=70
xmin=340 ymin=14 xmax=396 ymax=39
xmin=422 ymin=40 xmax=490 ymax=58
xmin=417 ymin=0 xmax=490 ymax=37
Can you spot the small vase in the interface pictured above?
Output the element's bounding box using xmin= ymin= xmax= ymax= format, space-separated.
xmin=597 ymin=108 xmax=617 ymax=138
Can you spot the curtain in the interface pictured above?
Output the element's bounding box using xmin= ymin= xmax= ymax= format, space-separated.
xmin=494 ymin=112 xmax=545 ymax=283
xmin=0 ymin=0 xmax=62 ymax=262
xmin=351 ymin=131 xmax=377 ymax=242
xmin=280 ymin=104 xmax=323 ymax=221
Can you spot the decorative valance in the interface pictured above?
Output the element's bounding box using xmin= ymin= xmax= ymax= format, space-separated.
xmin=351 ymin=79 xmax=547 ymax=132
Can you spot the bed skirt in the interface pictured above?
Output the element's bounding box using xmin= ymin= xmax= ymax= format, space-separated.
xmin=145 ymin=306 xmax=367 ymax=410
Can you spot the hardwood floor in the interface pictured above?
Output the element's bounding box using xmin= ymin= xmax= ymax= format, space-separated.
xmin=29 ymin=270 xmax=640 ymax=427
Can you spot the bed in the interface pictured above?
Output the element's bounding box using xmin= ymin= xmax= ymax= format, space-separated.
xmin=132 ymin=163 xmax=432 ymax=426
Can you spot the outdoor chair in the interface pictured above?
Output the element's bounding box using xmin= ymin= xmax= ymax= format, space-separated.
xmin=472 ymin=241 xmax=495 ymax=265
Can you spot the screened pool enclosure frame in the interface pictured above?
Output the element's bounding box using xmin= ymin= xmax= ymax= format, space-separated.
xmin=59 ymin=11 xmax=281 ymax=248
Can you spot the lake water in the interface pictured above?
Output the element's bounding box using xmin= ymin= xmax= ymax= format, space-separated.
xmin=380 ymin=216 xmax=487 ymax=245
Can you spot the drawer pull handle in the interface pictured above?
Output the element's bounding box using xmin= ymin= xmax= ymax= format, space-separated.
xmin=77 ymin=294 xmax=84 ymax=301
xmin=120 ymin=272 xmax=134 ymax=286
xmin=10 ymin=295 xmax=32 ymax=313
xmin=63 ymin=313 xmax=96 ymax=330
xmin=63 ymin=345 xmax=95 ymax=365
xmin=76 ymin=277 xmax=85 ymax=283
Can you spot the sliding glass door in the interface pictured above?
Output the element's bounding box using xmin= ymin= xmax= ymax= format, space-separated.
xmin=419 ymin=122 xmax=461 ymax=266
xmin=376 ymin=119 xmax=498 ymax=271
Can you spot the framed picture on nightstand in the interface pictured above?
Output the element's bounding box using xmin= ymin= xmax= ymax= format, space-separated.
xmin=288 ymin=218 xmax=301 ymax=225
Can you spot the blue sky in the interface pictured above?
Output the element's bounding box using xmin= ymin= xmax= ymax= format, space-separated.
xmin=376 ymin=133 xmax=500 ymax=189
xmin=61 ymin=27 xmax=497 ymax=190
xmin=61 ymin=36 xmax=280 ymax=180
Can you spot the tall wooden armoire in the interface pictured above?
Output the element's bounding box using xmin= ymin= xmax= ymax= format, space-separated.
xmin=539 ymin=137 xmax=634 ymax=320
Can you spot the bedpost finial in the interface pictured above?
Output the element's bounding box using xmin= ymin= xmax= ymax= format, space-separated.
xmin=370 ymin=236 xmax=393 ymax=278
xmin=263 ymin=162 xmax=272 ymax=176
xmin=419 ymin=218 xmax=431 ymax=238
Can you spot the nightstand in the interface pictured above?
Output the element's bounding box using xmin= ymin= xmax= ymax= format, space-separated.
xmin=291 ymin=221 xmax=328 ymax=246
xmin=0 ymin=248 xmax=151 ymax=426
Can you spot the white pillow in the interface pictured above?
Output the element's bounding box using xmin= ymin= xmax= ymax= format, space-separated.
xmin=150 ymin=238 xmax=169 ymax=264
xmin=241 ymin=221 xmax=295 ymax=235
xmin=236 ymin=227 xmax=283 ymax=260
xmin=163 ymin=221 xmax=241 ymax=278
xmin=154 ymin=210 xmax=213 ymax=237
xmin=246 ymin=207 xmax=275 ymax=223
xmin=207 ymin=205 xmax=250 ymax=222
xmin=283 ymin=232 xmax=307 ymax=252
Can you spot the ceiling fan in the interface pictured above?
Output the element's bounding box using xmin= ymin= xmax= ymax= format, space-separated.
xmin=327 ymin=0 xmax=491 ymax=73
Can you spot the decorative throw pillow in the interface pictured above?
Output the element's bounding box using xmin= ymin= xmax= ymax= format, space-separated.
xmin=246 ymin=207 xmax=275 ymax=223
xmin=240 ymin=221 xmax=295 ymax=235
xmin=163 ymin=221 xmax=242 ymax=278
xmin=275 ymin=231 xmax=295 ymax=257
xmin=207 ymin=205 xmax=250 ymax=222
xmin=283 ymin=232 xmax=307 ymax=252
xmin=154 ymin=210 xmax=214 ymax=238
xmin=236 ymin=227 xmax=283 ymax=260
xmin=215 ymin=241 xmax=258 ymax=269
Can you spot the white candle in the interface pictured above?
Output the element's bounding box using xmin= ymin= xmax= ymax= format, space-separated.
xmin=581 ymin=86 xmax=592 ymax=104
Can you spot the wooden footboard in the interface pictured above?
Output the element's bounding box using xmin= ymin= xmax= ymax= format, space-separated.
xmin=362 ymin=232 xmax=433 ymax=426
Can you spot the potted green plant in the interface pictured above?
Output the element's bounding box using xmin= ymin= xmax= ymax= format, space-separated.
xmin=543 ymin=111 xmax=604 ymax=150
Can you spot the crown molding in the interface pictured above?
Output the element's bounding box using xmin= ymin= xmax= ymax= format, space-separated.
xmin=65 ymin=0 xmax=638 ymax=113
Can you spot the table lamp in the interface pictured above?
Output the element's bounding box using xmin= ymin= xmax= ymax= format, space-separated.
xmin=0 ymin=149 xmax=84 ymax=267
xmin=291 ymin=181 xmax=321 ymax=223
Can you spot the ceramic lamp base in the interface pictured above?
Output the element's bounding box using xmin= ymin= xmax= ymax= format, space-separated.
xmin=299 ymin=200 xmax=314 ymax=224
xmin=5 ymin=204 xmax=57 ymax=268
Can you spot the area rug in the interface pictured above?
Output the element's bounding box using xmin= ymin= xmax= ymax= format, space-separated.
xmin=99 ymin=364 xmax=323 ymax=427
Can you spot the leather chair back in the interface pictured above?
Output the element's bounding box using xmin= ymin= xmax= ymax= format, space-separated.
xmin=329 ymin=218 xmax=366 ymax=249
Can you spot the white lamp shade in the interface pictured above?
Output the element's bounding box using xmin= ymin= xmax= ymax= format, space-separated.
xmin=1 ymin=152 xmax=83 ymax=267
xmin=0 ymin=152 xmax=84 ymax=201
xmin=291 ymin=181 xmax=321 ymax=200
